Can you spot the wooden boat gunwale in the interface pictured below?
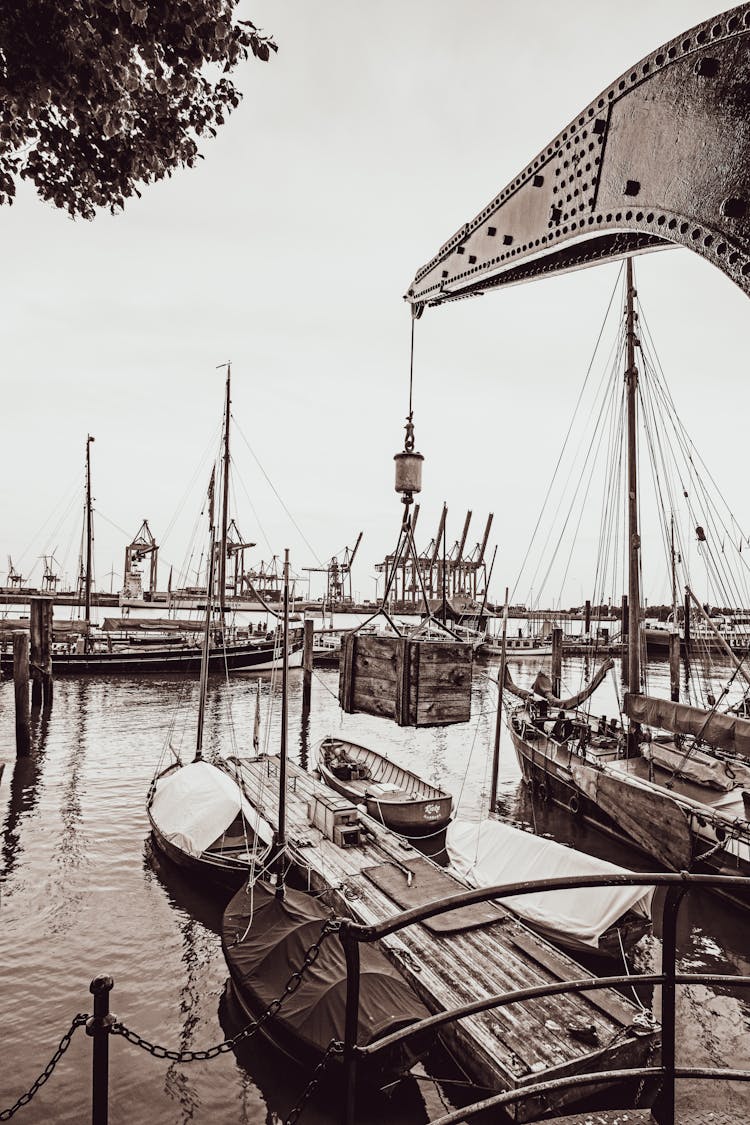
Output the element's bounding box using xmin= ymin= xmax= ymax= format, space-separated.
xmin=316 ymin=735 xmax=453 ymax=833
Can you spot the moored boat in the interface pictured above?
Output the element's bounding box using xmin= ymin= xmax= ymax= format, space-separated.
xmin=148 ymin=759 xmax=274 ymax=891
xmin=446 ymin=817 xmax=653 ymax=960
xmin=316 ymin=735 xmax=453 ymax=835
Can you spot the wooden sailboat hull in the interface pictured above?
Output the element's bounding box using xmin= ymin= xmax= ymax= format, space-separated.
xmin=148 ymin=816 xmax=250 ymax=893
xmin=1 ymin=634 xmax=304 ymax=675
xmin=316 ymin=736 xmax=453 ymax=835
xmin=509 ymin=718 xmax=750 ymax=910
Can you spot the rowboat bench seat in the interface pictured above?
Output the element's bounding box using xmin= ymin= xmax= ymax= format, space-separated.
xmin=365 ymin=782 xmax=410 ymax=800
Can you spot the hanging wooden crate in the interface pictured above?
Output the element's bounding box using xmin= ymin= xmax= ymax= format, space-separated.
xmin=338 ymin=632 xmax=473 ymax=727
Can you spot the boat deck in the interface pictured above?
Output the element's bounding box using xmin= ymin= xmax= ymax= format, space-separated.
xmin=229 ymin=753 xmax=659 ymax=1123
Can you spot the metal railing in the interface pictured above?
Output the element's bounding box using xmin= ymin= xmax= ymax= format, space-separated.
xmin=4 ymin=871 xmax=750 ymax=1125
xmin=336 ymin=871 xmax=750 ymax=1125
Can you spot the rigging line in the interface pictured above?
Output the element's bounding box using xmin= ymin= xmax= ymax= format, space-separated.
xmin=510 ymin=261 xmax=625 ymax=602
xmin=15 ymin=467 xmax=83 ymax=567
xmin=161 ymin=422 xmax=223 ymax=546
xmin=232 ymin=465 xmax=274 ymax=555
xmin=231 ymin=414 xmax=324 ymax=567
xmin=534 ymin=349 xmax=624 ymax=606
xmin=525 ymin=326 xmax=626 ymax=604
xmin=409 ymin=313 xmax=415 ymax=419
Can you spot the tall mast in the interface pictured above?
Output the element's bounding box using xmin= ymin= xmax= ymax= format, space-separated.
xmin=85 ymin=435 xmax=95 ymax=638
xmin=625 ymin=258 xmax=642 ymax=697
xmin=195 ymin=470 xmax=217 ymax=761
xmin=275 ymin=547 xmax=290 ymax=898
xmin=219 ymin=364 xmax=231 ymax=618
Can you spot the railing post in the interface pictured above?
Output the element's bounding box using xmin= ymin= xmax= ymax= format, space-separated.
xmin=656 ymin=882 xmax=685 ymax=1125
xmin=86 ymin=975 xmax=114 ymax=1125
xmin=339 ymin=921 xmax=360 ymax=1125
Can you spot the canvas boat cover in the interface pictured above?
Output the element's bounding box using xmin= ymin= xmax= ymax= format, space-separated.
xmin=446 ymin=818 xmax=654 ymax=953
xmin=624 ymin=692 xmax=750 ymax=760
xmin=223 ymin=880 xmax=429 ymax=1056
xmin=150 ymin=760 xmax=273 ymax=858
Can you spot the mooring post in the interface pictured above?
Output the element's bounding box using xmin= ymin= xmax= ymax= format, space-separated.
xmin=302 ymin=618 xmax=314 ymax=711
xmin=340 ymin=922 xmax=360 ymax=1125
xmin=669 ymin=631 xmax=680 ymax=702
xmin=87 ymin=975 xmax=114 ymax=1125
xmin=42 ymin=599 xmax=54 ymax=710
xmin=13 ymin=631 xmax=31 ymax=756
xmin=620 ymin=594 xmax=629 ymax=687
xmin=583 ymin=599 xmax=591 ymax=641
xmin=30 ymin=598 xmax=43 ymax=708
xmin=551 ymin=627 xmax=562 ymax=699
xmin=683 ymin=587 xmax=691 ymax=651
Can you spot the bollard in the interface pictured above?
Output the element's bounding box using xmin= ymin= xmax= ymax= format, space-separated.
xmin=302 ymin=618 xmax=314 ymax=710
xmin=86 ymin=975 xmax=115 ymax=1125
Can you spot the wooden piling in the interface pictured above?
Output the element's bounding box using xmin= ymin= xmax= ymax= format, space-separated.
xmin=583 ymin=599 xmax=591 ymax=640
xmin=30 ymin=599 xmax=43 ymax=707
xmin=551 ymin=627 xmax=563 ymax=698
xmin=683 ymin=587 xmax=691 ymax=650
xmin=41 ymin=599 xmax=53 ymax=710
xmin=620 ymin=594 xmax=629 ymax=688
xmin=302 ymin=618 xmax=314 ymax=711
xmin=669 ymin=631 xmax=680 ymax=702
xmin=13 ymin=631 xmax=31 ymax=756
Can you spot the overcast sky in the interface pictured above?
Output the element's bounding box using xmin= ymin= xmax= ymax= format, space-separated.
xmin=2 ymin=0 xmax=748 ymax=609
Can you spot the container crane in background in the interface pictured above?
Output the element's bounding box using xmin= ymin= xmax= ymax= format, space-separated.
xmin=303 ymin=532 xmax=363 ymax=606
xmin=122 ymin=520 xmax=159 ymax=600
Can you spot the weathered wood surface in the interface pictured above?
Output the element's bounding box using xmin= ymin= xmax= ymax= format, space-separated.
xmin=13 ymin=631 xmax=30 ymax=756
xmin=232 ymin=754 xmax=659 ymax=1122
xmin=339 ymin=633 xmax=473 ymax=727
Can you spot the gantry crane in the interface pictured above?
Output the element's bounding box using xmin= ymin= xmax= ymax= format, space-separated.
xmin=303 ymin=532 xmax=363 ymax=605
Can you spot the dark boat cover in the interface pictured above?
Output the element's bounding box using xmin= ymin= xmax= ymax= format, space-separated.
xmin=223 ymin=880 xmax=429 ymax=1059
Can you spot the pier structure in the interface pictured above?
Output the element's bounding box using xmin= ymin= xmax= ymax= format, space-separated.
xmin=228 ymin=752 xmax=658 ymax=1122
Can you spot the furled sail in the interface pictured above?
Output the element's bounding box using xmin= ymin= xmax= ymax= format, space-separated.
xmin=504 ymin=659 xmax=614 ymax=710
xmin=624 ymin=693 xmax=750 ymax=760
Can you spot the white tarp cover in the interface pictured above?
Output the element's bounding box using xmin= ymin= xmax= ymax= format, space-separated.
xmin=447 ymin=818 xmax=654 ymax=952
xmin=150 ymin=761 xmax=273 ymax=858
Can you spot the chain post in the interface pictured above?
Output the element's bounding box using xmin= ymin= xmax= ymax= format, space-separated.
xmin=86 ymin=975 xmax=114 ymax=1125
xmin=339 ymin=920 xmax=360 ymax=1125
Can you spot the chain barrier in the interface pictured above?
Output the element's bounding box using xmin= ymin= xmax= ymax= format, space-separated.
xmin=0 ymin=1013 xmax=88 ymax=1121
xmin=112 ymin=917 xmax=341 ymax=1064
xmin=284 ymin=1037 xmax=344 ymax=1125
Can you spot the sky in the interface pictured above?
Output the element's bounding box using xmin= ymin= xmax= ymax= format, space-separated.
xmin=2 ymin=0 xmax=749 ymax=609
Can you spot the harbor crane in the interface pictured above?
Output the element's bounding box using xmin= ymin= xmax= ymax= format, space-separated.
xmin=123 ymin=520 xmax=159 ymax=600
xmin=224 ymin=519 xmax=256 ymax=597
xmin=303 ymin=532 xmax=363 ymax=605
xmin=6 ymin=556 xmax=24 ymax=590
xmin=40 ymin=553 xmax=60 ymax=594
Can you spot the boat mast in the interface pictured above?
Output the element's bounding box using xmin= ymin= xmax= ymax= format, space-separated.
xmin=275 ymin=547 xmax=290 ymax=898
xmin=218 ymin=364 xmax=231 ymax=619
xmin=625 ymin=257 xmax=642 ymax=702
xmin=195 ymin=471 xmax=217 ymax=762
xmin=85 ymin=434 xmax=94 ymax=647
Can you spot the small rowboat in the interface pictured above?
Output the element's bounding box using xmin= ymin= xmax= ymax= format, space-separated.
xmin=316 ymin=736 xmax=453 ymax=836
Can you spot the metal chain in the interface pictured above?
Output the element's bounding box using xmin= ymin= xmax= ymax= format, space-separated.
xmin=0 ymin=1013 xmax=88 ymax=1121
xmin=284 ymin=1038 xmax=344 ymax=1125
xmin=112 ymin=917 xmax=341 ymax=1064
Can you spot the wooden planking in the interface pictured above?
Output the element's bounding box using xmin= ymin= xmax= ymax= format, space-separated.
xmin=233 ymin=755 xmax=656 ymax=1121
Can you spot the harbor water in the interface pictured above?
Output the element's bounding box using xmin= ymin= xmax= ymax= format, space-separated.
xmin=1 ymin=643 xmax=750 ymax=1123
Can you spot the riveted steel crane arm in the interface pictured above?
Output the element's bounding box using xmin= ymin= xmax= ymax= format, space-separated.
xmin=406 ymin=4 xmax=750 ymax=311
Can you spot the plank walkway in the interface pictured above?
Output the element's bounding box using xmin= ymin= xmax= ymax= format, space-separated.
xmin=230 ymin=754 xmax=661 ymax=1124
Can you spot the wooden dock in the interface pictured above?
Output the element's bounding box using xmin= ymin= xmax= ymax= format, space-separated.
xmin=229 ymin=754 xmax=660 ymax=1123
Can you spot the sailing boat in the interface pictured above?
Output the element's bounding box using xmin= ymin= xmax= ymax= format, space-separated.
xmin=506 ymin=259 xmax=750 ymax=909
xmin=148 ymin=469 xmax=275 ymax=891
xmin=221 ymin=550 xmax=432 ymax=1085
xmin=1 ymin=371 xmax=304 ymax=676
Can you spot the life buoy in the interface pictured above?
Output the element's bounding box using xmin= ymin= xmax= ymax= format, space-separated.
xmin=568 ymin=793 xmax=582 ymax=816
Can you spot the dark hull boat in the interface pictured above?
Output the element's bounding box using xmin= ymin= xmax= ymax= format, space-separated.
xmin=0 ymin=631 xmax=304 ymax=675
xmin=316 ymin=736 xmax=453 ymax=835
xmin=222 ymin=878 xmax=432 ymax=1083
xmin=148 ymin=760 xmax=274 ymax=892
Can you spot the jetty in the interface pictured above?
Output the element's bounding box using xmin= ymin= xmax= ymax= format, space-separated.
xmin=228 ymin=752 xmax=659 ymax=1123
